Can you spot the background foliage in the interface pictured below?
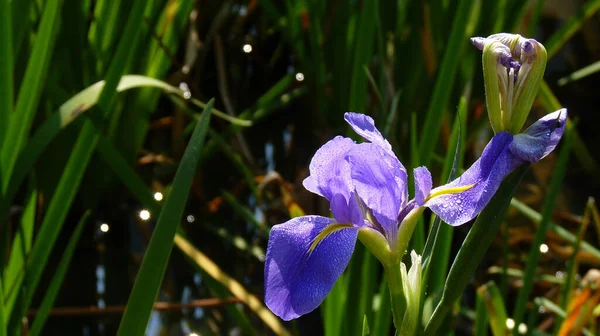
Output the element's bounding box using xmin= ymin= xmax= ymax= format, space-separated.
xmin=1 ymin=0 xmax=600 ymax=335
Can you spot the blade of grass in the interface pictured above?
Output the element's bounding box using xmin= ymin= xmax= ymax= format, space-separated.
xmin=510 ymin=198 xmax=600 ymax=260
xmin=7 ymin=0 xmax=149 ymax=328
xmin=544 ymin=0 xmax=600 ymax=59
xmin=347 ymin=0 xmax=377 ymax=112
xmin=527 ymin=0 xmax=546 ymax=36
xmin=174 ymin=234 xmax=291 ymax=336
xmin=362 ymin=315 xmax=370 ymax=336
xmin=93 ymin=119 xmax=269 ymax=333
xmin=0 ymin=0 xmax=60 ymax=189
xmin=418 ymin=0 xmax=474 ymax=165
xmin=511 ymin=123 xmax=574 ymax=332
xmin=424 ymin=164 xmax=530 ymax=335
xmin=0 ymin=75 xmax=239 ymax=225
xmin=2 ymin=184 xmax=36 ymax=322
xmin=534 ymin=298 xmax=595 ymax=336
xmin=477 ymin=282 xmax=507 ymax=336
xmin=116 ymin=99 xmax=212 ymax=335
xmin=372 ymin=277 xmax=392 ymax=336
xmin=424 ymin=96 xmax=467 ymax=295
xmin=221 ymin=191 xmax=268 ymax=237
xmin=28 ymin=211 xmax=90 ymax=336
xmin=474 ymin=290 xmax=489 ymax=336
xmin=553 ymin=197 xmax=594 ymax=334
xmin=557 ymin=60 xmax=600 ymax=86
xmin=342 ymin=245 xmax=380 ymax=335
xmin=0 ymin=276 xmax=4 ymax=336
xmin=0 ymin=0 xmax=13 ymax=148
xmin=323 ymin=274 xmax=348 ymax=336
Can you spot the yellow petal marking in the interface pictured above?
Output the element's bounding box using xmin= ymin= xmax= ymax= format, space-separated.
xmin=425 ymin=183 xmax=476 ymax=202
xmin=308 ymin=223 xmax=354 ymax=255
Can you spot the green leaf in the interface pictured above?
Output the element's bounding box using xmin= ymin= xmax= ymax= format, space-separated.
xmin=362 ymin=315 xmax=371 ymax=336
xmin=371 ymin=278 xmax=392 ymax=336
xmin=0 ymin=0 xmax=13 ymax=148
xmin=116 ymin=99 xmax=213 ymax=335
xmin=477 ymin=282 xmax=507 ymax=336
xmin=511 ymin=123 xmax=574 ymax=331
xmin=174 ymin=234 xmax=290 ymax=336
xmin=558 ymin=59 xmax=600 ymax=86
xmin=418 ymin=0 xmax=475 ymax=165
xmin=0 ymin=75 xmax=238 ymax=224
xmin=474 ymin=291 xmax=489 ymax=336
xmin=28 ymin=211 xmax=90 ymax=336
xmin=544 ymin=0 xmax=600 ymax=59
xmin=2 ymin=183 xmax=36 ymax=322
xmin=323 ymin=274 xmax=348 ymax=336
xmin=0 ymin=0 xmax=61 ymax=190
xmin=348 ymin=0 xmax=377 ymax=112
xmin=424 ymin=164 xmax=530 ymax=335
xmin=7 ymin=0 xmax=150 ymax=329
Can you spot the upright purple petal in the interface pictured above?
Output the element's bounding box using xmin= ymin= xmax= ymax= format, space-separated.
xmin=264 ymin=216 xmax=358 ymax=320
xmin=510 ymin=109 xmax=567 ymax=162
xmin=425 ymin=132 xmax=520 ymax=226
xmin=302 ymin=136 xmax=363 ymax=224
xmin=413 ymin=167 xmax=432 ymax=206
xmin=344 ymin=112 xmax=392 ymax=152
xmin=347 ymin=143 xmax=407 ymax=229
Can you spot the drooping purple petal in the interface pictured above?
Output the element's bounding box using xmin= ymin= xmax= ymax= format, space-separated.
xmin=302 ymin=136 xmax=363 ymax=224
xmin=510 ymin=109 xmax=567 ymax=162
xmin=425 ymin=132 xmax=520 ymax=226
xmin=413 ymin=167 xmax=432 ymax=206
xmin=264 ymin=216 xmax=358 ymax=320
xmin=347 ymin=143 xmax=407 ymax=230
xmin=344 ymin=112 xmax=392 ymax=152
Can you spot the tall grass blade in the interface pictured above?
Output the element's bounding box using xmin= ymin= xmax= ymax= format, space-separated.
xmin=0 ymin=0 xmax=13 ymax=148
xmin=117 ymin=99 xmax=212 ymax=335
xmin=418 ymin=0 xmax=474 ymax=165
xmin=510 ymin=198 xmax=600 ymax=260
xmin=2 ymin=184 xmax=36 ymax=322
xmin=174 ymin=234 xmax=290 ymax=336
xmin=477 ymin=282 xmax=508 ymax=336
xmin=28 ymin=211 xmax=90 ymax=336
xmin=424 ymin=97 xmax=467 ymax=295
xmin=557 ymin=60 xmax=600 ymax=86
xmin=348 ymin=0 xmax=377 ymax=112
xmin=0 ymin=0 xmax=60 ymax=189
xmin=511 ymin=123 xmax=574 ymax=332
xmin=323 ymin=275 xmax=348 ymax=336
xmin=7 ymin=0 xmax=150 ymax=328
xmin=424 ymin=164 xmax=530 ymax=335
xmin=544 ymin=0 xmax=600 ymax=59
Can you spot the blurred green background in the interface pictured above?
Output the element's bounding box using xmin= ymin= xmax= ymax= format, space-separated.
xmin=1 ymin=0 xmax=600 ymax=335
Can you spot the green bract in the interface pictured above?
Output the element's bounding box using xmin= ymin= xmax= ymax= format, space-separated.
xmin=472 ymin=33 xmax=548 ymax=134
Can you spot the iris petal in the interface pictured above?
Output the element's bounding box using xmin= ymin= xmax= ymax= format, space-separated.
xmin=510 ymin=109 xmax=567 ymax=162
xmin=344 ymin=112 xmax=393 ymax=152
xmin=302 ymin=136 xmax=363 ymax=224
xmin=347 ymin=143 xmax=407 ymax=229
xmin=425 ymin=132 xmax=520 ymax=225
xmin=264 ymin=216 xmax=358 ymax=320
xmin=413 ymin=167 xmax=432 ymax=206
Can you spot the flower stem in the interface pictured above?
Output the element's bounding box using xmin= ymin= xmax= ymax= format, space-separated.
xmin=385 ymin=263 xmax=406 ymax=330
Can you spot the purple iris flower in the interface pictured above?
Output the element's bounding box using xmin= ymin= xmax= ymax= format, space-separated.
xmin=264 ymin=110 xmax=566 ymax=320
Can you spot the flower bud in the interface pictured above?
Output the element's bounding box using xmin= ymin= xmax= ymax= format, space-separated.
xmin=472 ymin=33 xmax=547 ymax=133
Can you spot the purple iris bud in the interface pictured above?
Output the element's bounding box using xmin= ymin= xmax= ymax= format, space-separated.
xmin=264 ymin=109 xmax=567 ymax=320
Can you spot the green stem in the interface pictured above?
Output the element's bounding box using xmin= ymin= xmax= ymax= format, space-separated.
xmin=385 ymin=263 xmax=406 ymax=331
